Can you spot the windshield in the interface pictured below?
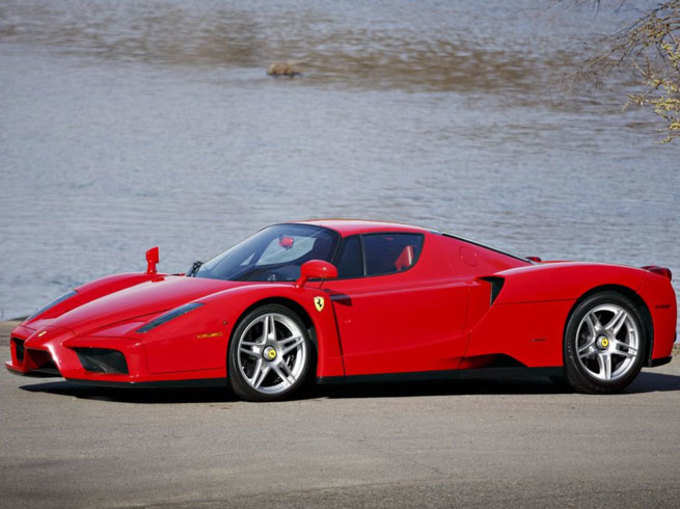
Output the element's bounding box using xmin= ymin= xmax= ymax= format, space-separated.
xmin=195 ymin=224 xmax=339 ymax=282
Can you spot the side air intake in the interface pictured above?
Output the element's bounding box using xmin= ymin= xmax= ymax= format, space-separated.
xmin=480 ymin=277 xmax=505 ymax=305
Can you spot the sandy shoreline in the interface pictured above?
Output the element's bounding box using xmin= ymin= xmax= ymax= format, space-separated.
xmin=0 ymin=321 xmax=21 ymax=346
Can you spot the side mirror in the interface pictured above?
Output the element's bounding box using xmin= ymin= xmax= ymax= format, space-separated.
xmin=296 ymin=260 xmax=338 ymax=288
xmin=146 ymin=246 xmax=159 ymax=274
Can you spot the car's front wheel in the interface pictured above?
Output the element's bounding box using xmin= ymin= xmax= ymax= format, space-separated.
xmin=564 ymin=291 xmax=646 ymax=394
xmin=228 ymin=304 xmax=312 ymax=402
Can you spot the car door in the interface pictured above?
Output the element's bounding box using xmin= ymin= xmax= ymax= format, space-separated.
xmin=324 ymin=232 xmax=470 ymax=376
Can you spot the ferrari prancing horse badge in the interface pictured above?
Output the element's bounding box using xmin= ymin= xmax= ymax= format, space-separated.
xmin=314 ymin=296 xmax=325 ymax=312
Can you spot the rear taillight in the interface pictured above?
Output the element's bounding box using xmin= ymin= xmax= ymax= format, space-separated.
xmin=642 ymin=265 xmax=672 ymax=280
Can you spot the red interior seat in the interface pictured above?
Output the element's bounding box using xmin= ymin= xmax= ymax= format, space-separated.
xmin=394 ymin=245 xmax=415 ymax=271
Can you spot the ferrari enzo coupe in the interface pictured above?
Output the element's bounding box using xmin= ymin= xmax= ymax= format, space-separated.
xmin=6 ymin=220 xmax=677 ymax=401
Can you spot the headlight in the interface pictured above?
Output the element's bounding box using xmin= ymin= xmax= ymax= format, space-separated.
xmin=136 ymin=302 xmax=204 ymax=333
xmin=28 ymin=290 xmax=77 ymax=320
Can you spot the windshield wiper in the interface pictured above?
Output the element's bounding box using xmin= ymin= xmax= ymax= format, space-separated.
xmin=187 ymin=260 xmax=203 ymax=277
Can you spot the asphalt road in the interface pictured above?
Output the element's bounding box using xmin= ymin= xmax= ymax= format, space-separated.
xmin=1 ymin=329 xmax=680 ymax=508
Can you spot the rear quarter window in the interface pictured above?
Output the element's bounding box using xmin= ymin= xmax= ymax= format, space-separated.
xmin=363 ymin=233 xmax=424 ymax=276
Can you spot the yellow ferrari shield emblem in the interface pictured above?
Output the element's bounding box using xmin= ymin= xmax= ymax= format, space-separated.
xmin=314 ymin=296 xmax=325 ymax=312
xmin=601 ymin=338 xmax=609 ymax=348
xmin=264 ymin=347 xmax=277 ymax=360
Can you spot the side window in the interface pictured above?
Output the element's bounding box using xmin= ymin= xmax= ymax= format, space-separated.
xmin=335 ymin=236 xmax=363 ymax=278
xmin=363 ymin=233 xmax=424 ymax=276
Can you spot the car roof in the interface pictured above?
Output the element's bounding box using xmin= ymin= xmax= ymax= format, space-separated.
xmin=293 ymin=219 xmax=431 ymax=237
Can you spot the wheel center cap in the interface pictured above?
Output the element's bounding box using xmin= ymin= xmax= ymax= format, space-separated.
xmin=597 ymin=336 xmax=609 ymax=350
xmin=263 ymin=346 xmax=277 ymax=361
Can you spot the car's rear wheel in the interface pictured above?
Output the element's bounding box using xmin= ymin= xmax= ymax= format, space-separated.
xmin=564 ymin=291 xmax=646 ymax=394
xmin=228 ymin=304 xmax=312 ymax=402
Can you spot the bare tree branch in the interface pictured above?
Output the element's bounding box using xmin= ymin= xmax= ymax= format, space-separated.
xmin=577 ymin=1 xmax=680 ymax=141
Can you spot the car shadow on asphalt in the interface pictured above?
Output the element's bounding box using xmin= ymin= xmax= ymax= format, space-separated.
xmin=316 ymin=370 xmax=680 ymax=399
xmin=19 ymin=381 xmax=238 ymax=403
xmin=18 ymin=369 xmax=680 ymax=404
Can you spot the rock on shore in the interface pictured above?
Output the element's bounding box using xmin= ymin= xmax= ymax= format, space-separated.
xmin=267 ymin=61 xmax=302 ymax=77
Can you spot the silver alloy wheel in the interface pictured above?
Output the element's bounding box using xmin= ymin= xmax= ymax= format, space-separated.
xmin=575 ymin=303 xmax=640 ymax=381
xmin=236 ymin=312 xmax=307 ymax=395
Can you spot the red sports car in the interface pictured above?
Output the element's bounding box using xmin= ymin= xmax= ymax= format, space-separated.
xmin=6 ymin=220 xmax=677 ymax=401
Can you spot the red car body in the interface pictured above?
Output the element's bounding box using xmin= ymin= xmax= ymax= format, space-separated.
xmin=6 ymin=220 xmax=677 ymax=387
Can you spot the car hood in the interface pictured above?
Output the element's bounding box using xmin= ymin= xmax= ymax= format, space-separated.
xmin=49 ymin=276 xmax=248 ymax=335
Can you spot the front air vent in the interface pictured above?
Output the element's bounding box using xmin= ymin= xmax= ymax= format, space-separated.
xmin=12 ymin=338 xmax=24 ymax=363
xmin=74 ymin=348 xmax=129 ymax=374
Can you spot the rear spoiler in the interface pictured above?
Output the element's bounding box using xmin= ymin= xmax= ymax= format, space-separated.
xmin=641 ymin=265 xmax=672 ymax=281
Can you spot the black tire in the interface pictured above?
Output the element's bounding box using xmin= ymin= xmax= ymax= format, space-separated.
xmin=228 ymin=304 xmax=313 ymax=402
xmin=563 ymin=291 xmax=646 ymax=394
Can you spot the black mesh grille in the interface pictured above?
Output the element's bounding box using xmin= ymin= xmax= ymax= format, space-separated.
xmin=74 ymin=348 xmax=128 ymax=374
xmin=12 ymin=338 xmax=24 ymax=363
